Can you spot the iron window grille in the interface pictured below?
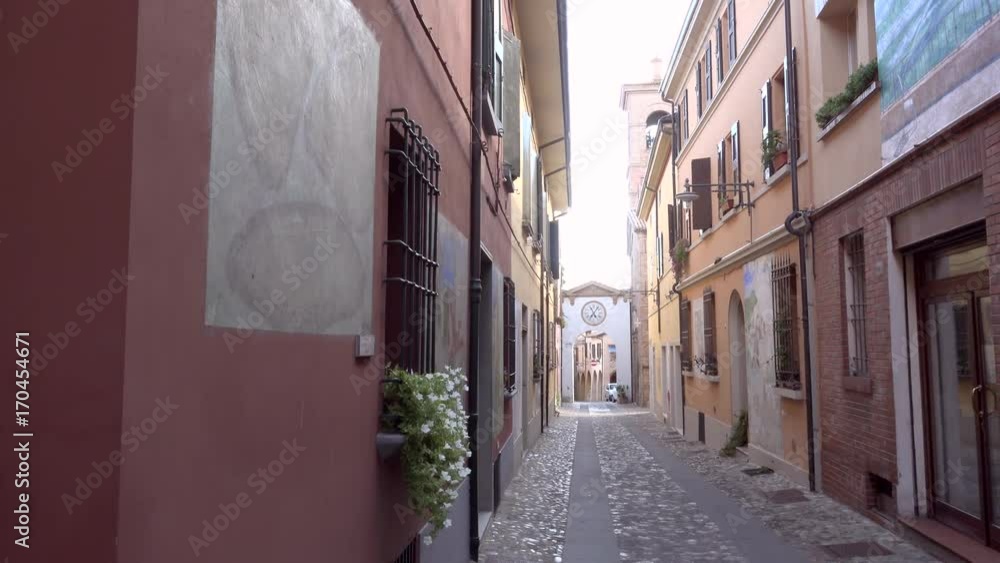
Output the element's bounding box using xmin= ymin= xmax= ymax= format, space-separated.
xmin=503 ymin=278 xmax=516 ymax=392
xmin=703 ymin=289 xmax=718 ymax=375
xmin=680 ymin=298 xmax=692 ymax=371
xmin=384 ymin=110 xmax=441 ymax=375
xmin=771 ymin=255 xmax=800 ymax=390
xmin=844 ymin=232 xmax=868 ymax=377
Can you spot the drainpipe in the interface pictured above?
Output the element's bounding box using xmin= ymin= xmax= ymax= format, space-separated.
xmin=782 ymin=0 xmax=816 ymax=492
xmin=468 ymin=0 xmax=483 ymax=557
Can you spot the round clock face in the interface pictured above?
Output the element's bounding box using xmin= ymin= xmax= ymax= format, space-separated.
xmin=581 ymin=301 xmax=607 ymax=326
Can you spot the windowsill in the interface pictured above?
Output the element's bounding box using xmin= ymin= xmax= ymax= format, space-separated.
xmin=841 ymin=375 xmax=872 ymax=394
xmin=776 ymin=386 xmax=804 ymax=400
xmin=902 ymin=517 xmax=1000 ymax=563
xmin=816 ymin=81 xmax=880 ymax=142
xmin=684 ymin=370 xmax=721 ymax=384
xmin=762 ymin=152 xmax=809 ymax=190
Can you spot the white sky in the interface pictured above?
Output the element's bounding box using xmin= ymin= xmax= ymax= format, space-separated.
xmin=561 ymin=0 xmax=687 ymax=291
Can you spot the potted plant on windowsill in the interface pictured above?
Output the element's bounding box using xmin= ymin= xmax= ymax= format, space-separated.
xmin=380 ymin=365 xmax=471 ymax=541
xmin=761 ymin=129 xmax=787 ymax=172
xmin=672 ymin=239 xmax=689 ymax=278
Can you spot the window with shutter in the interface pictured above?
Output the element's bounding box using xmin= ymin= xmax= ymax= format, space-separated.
xmin=535 ymin=156 xmax=544 ymax=242
xmin=703 ymin=289 xmax=717 ymax=375
xmin=717 ymin=139 xmax=727 ymax=218
xmin=521 ymin=123 xmax=534 ymax=237
xmin=667 ymin=203 xmax=677 ymax=254
xmin=716 ymin=20 xmax=725 ymax=84
xmin=680 ymin=298 xmax=692 ymax=371
xmin=690 ymin=157 xmax=713 ymax=231
xmin=731 ymin=121 xmax=741 ymax=207
xmin=682 ymin=90 xmax=690 ymax=140
xmin=705 ymin=44 xmax=713 ymax=102
xmin=673 ymin=109 xmax=681 ymax=154
xmin=728 ymin=0 xmax=737 ymax=62
xmin=502 ymin=32 xmax=521 ymax=178
xmin=695 ymin=62 xmax=703 ymax=118
xmin=761 ymin=79 xmax=772 ymax=178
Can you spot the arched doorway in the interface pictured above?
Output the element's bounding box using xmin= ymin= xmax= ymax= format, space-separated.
xmin=729 ymin=291 xmax=749 ymax=424
xmin=573 ymin=331 xmax=616 ymax=401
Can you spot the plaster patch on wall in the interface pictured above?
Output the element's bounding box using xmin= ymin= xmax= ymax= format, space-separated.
xmin=435 ymin=218 xmax=468 ymax=373
xmin=205 ymin=0 xmax=380 ymax=335
xmin=743 ymin=255 xmax=783 ymax=458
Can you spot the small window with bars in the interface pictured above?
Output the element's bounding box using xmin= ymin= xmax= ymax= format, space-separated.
xmin=503 ymin=278 xmax=516 ymax=392
xmin=703 ymin=289 xmax=718 ymax=375
xmin=680 ymin=298 xmax=692 ymax=371
xmin=384 ymin=110 xmax=441 ymax=375
xmin=844 ymin=232 xmax=868 ymax=377
xmin=771 ymin=255 xmax=800 ymax=390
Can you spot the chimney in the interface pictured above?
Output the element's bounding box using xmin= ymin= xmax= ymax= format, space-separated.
xmin=651 ymin=56 xmax=664 ymax=82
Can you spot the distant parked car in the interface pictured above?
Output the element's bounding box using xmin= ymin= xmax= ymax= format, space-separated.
xmin=606 ymin=383 xmax=618 ymax=402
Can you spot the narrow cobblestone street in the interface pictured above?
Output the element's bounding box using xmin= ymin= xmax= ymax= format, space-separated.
xmin=479 ymin=404 xmax=939 ymax=563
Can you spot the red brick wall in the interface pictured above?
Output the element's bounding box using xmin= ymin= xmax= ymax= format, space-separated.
xmin=813 ymin=97 xmax=1000 ymax=515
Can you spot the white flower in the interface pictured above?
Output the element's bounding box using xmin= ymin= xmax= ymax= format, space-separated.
xmin=415 ymin=392 xmax=424 ymax=401
xmin=423 ymin=535 xmax=433 ymax=546
xmin=421 ymin=423 xmax=431 ymax=434
xmin=444 ymin=519 xmax=452 ymax=529
xmin=439 ymin=453 xmax=446 ymax=461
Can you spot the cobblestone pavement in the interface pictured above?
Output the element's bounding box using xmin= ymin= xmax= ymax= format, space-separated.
xmin=479 ymin=403 xmax=940 ymax=563
xmin=478 ymin=414 xmax=577 ymax=563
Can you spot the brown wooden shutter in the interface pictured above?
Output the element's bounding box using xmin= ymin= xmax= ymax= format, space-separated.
xmin=730 ymin=121 xmax=743 ymax=187
xmin=762 ymin=80 xmax=772 ymax=178
xmin=691 ymin=157 xmax=713 ymax=230
xmin=703 ymin=289 xmax=717 ymax=375
xmin=667 ymin=203 xmax=677 ymax=254
xmin=695 ymin=62 xmax=703 ymax=117
xmin=716 ymin=20 xmax=724 ymax=83
xmin=680 ymin=298 xmax=691 ymax=371
xmin=705 ymin=44 xmax=713 ymax=101
xmin=683 ymin=90 xmax=689 ymax=140
xmin=728 ymin=0 xmax=737 ymax=62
